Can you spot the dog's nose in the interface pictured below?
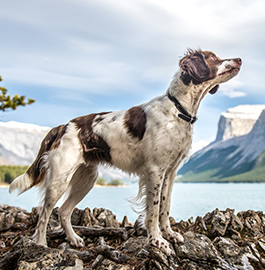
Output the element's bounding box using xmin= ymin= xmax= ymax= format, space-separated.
xmin=235 ymin=58 xmax=242 ymax=65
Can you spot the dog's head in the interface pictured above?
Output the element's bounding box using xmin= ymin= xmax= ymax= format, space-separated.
xmin=179 ymin=50 xmax=242 ymax=94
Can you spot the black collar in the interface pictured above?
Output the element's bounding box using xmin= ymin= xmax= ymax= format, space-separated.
xmin=167 ymin=93 xmax=197 ymax=124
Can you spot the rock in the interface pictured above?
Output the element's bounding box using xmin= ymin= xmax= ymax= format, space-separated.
xmin=121 ymin=215 xmax=130 ymax=227
xmin=96 ymin=259 xmax=131 ymax=270
xmin=1 ymin=206 xmax=265 ymax=269
xmin=228 ymin=211 xmax=244 ymax=240
xmin=93 ymin=208 xmax=120 ymax=228
xmin=80 ymin=207 xmax=99 ymax=227
xmin=0 ymin=205 xmax=30 ymax=229
xmin=213 ymin=237 xmax=241 ymax=258
xmin=238 ymin=210 xmax=265 ymax=239
xmin=91 ymin=254 xmax=104 ymax=269
xmin=175 ymin=232 xmax=221 ymax=264
xmin=12 ymin=237 xmax=78 ymax=269
xmin=121 ymin=236 xmax=148 ymax=254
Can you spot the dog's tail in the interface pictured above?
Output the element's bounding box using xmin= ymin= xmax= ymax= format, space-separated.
xmin=9 ymin=124 xmax=67 ymax=195
xmin=9 ymin=173 xmax=32 ymax=195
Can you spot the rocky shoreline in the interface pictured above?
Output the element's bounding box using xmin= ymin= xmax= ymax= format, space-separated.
xmin=1 ymin=205 xmax=265 ymax=269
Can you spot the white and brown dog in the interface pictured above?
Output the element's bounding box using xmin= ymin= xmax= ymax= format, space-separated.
xmin=9 ymin=50 xmax=241 ymax=255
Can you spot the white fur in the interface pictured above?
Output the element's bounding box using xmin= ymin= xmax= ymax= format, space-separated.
xmin=9 ymin=173 xmax=32 ymax=195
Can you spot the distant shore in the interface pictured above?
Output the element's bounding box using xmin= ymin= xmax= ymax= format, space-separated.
xmin=0 ymin=183 xmax=129 ymax=189
xmin=0 ymin=183 xmax=10 ymax=188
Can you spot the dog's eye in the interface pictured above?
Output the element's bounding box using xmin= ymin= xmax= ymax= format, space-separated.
xmin=210 ymin=55 xmax=217 ymax=60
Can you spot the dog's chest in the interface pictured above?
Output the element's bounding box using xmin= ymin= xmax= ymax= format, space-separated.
xmin=147 ymin=116 xmax=192 ymax=164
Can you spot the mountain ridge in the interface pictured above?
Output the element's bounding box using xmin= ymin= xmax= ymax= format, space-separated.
xmin=179 ymin=105 xmax=265 ymax=182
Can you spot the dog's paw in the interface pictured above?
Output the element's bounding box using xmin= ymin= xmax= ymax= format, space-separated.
xmin=149 ymin=235 xmax=172 ymax=255
xmin=31 ymin=231 xmax=47 ymax=247
xmin=67 ymin=233 xmax=85 ymax=248
xmin=162 ymin=229 xmax=184 ymax=244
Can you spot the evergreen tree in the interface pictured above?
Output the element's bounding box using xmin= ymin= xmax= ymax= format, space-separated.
xmin=0 ymin=75 xmax=35 ymax=111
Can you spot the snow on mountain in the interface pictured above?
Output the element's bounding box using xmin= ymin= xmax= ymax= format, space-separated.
xmin=222 ymin=105 xmax=265 ymax=120
xmin=215 ymin=105 xmax=265 ymax=142
xmin=0 ymin=121 xmax=50 ymax=165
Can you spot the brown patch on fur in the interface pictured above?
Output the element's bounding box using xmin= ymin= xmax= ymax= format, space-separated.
xmin=179 ymin=50 xmax=222 ymax=85
xmin=27 ymin=125 xmax=67 ymax=186
xmin=72 ymin=112 xmax=112 ymax=164
xmin=123 ymin=106 xmax=146 ymax=140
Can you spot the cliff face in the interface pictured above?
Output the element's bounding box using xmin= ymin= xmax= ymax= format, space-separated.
xmin=180 ymin=105 xmax=265 ymax=182
xmin=215 ymin=105 xmax=265 ymax=142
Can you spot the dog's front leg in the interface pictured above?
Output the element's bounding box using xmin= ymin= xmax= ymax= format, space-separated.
xmin=144 ymin=169 xmax=172 ymax=255
xmin=159 ymin=170 xmax=184 ymax=244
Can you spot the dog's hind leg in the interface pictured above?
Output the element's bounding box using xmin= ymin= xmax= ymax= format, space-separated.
xmin=58 ymin=164 xmax=98 ymax=247
xmin=32 ymin=122 xmax=84 ymax=246
xmin=32 ymin=167 xmax=78 ymax=246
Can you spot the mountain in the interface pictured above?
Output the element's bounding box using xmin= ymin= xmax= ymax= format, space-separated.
xmin=0 ymin=121 xmax=135 ymax=183
xmin=215 ymin=105 xmax=265 ymax=142
xmin=179 ymin=105 xmax=265 ymax=182
xmin=0 ymin=121 xmax=50 ymax=165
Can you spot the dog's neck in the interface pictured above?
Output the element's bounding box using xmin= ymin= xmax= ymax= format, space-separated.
xmin=166 ymin=72 xmax=212 ymax=118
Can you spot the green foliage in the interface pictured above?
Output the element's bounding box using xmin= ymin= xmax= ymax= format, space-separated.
xmin=96 ymin=177 xmax=124 ymax=186
xmin=0 ymin=76 xmax=35 ymax=111
xmin=108 ymin=179 xmax=124 ymax=186
xmin=0 ymin=165 xmax=28 ymax=184
xmin=96 ymin=177 xmax=106 ymax=186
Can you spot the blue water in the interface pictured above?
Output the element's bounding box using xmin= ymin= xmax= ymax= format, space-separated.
xmin=1 ymin=183 xmax=265 ymax=222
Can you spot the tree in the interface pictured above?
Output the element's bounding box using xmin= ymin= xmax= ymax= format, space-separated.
xmin=96 ymin=177 xmax=106 ymax=186
xmin=108 ymin=179 xmax=124 ymax=186
xmin=0 ymin=75 xmax=35 ymax=111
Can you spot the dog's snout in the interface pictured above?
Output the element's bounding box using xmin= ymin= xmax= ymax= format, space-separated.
xmin=234 ymin=58 xmax=242 ymax=65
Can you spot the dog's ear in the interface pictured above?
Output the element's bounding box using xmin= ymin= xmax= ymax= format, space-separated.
xmin=180 ymin=52 xmax=210 ymax=84
xmin=209 ymin=85 xmax=219 ymax=94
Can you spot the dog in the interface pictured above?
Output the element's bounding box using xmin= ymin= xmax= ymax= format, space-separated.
xmin=9 ymin=50 xmax=241 ymax=255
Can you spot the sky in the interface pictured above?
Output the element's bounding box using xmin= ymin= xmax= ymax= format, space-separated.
xmin=0 ymin=0 xmax=265 ymax=144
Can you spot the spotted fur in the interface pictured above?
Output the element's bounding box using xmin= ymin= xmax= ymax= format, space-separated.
xmin=9 ymin=50 xmax=241 ymax=255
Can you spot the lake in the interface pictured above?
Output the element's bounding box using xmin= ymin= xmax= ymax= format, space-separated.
xmin=1 ymin=183 xmax=265 ymax=223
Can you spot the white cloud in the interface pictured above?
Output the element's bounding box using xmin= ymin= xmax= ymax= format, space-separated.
xmin=1 ymin=0 xmax=265 ymax=142
xmin=220 ymin=89 xmax=247 ymax=98
xmin=219 ymin=79 xmax=246 ymax=98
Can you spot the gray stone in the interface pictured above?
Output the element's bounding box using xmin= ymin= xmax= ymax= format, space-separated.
xmin=175 ymin=232 xmax=221 ymax=264
xmin=121 ymin=236 xmax=148 ymax=254
xmin=1 ymin=206 xmax=265 ymax=269
xmin=93 ymin=208 xmax=120 ymax=228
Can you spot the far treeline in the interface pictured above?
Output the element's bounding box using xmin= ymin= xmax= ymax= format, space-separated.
xmin=0 ymin=165 xmax=124 ymax=186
